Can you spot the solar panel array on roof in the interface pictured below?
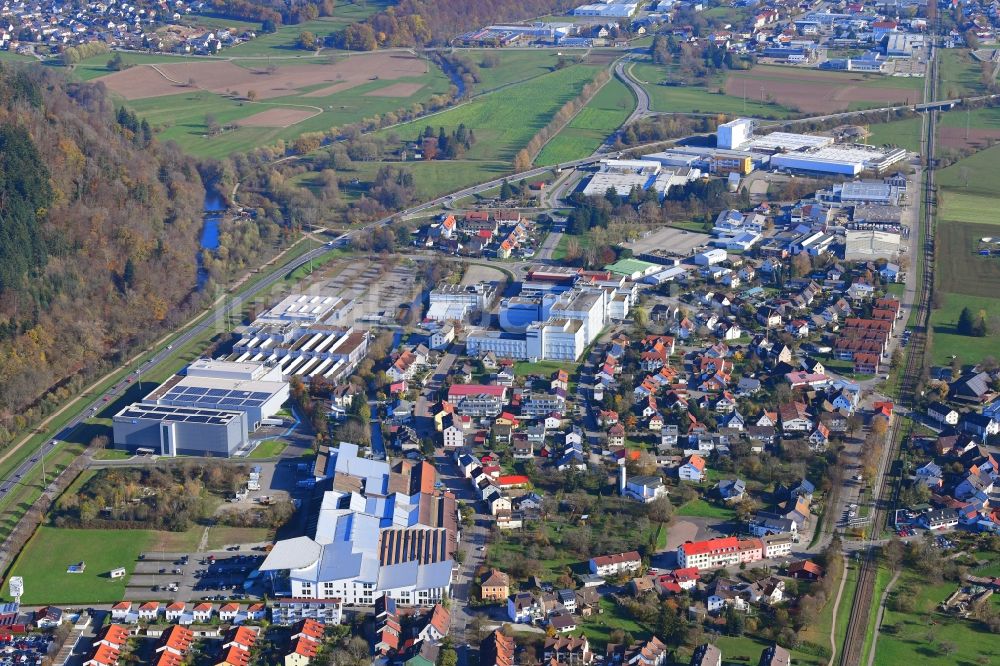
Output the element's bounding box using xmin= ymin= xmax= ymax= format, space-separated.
xmin=118 ymin=404 xmax=241 ymax=426
xmin=161 ymin=384 xmax=273 ymax=409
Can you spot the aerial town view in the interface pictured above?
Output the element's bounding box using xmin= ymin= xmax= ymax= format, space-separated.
xmin=1 ymin=0 xmax=1000 ymax=664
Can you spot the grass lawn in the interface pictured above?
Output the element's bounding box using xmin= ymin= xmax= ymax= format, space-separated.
xmin=535 ymin=76 xmax=635 ymax=166
xmin=631 ymin=62 xmax=793 ymax=117
xmin=379 ymin=64 xmax=604 ymax=163
xmin=929 ymin=293 xmax=1000 ymax=365
xmin=93 ymin=448 xmax=133 ymax=460
xmin=3 ymin=527 xmax=153 ymax=604
xmin=938 ymin=49 xmax=991 ymax=99
xmin=70 ymin=52 xmax=224 ymax=81
xmin=938 ymin=142 xmax=1000 ymax=192
xmin=461 ymin=49 xmax=584 ymax=91
xmin=249 ymin=439 xmax=287 ymax=458
xmin=331 ymin=159 xmax=511 ymax=202
xmin=551 ymin=233 xmax=593 ymax=261
xmin=513 ymin=360 xmax=580 ymax=378
xmin=204 ymin=526 xmax=273 ymax=550
xmin=675 ymin=498 xmax=736 ymax=520
xmin=861 ymin=566 xmax=892 ymax=664
xmin=938 ymin=105 xmax=1000 ymax=132
xmin=799 ymin=557 xmax=845 ymax=648
xmin=0 ymin=50 xmax=38 ymax=63
xmin=577 ymin=598 xmax=649 ymax=648
xmin=692 ymin=635 xmax=825 ymax=666
xmin=834 ymin=563 xmax=860 ymax=655
xmin=865 ymin=117 xmax=923 ymax=152
xmin=875 ymin=570 xmax=998 ymax=665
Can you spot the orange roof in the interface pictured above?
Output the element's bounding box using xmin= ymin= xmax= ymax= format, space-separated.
xmin=87 ymin=643 xmax=121 ymax=666
xmin=139 ymin=601 xmax=160 ymax=611
xmin=99 ymin=624 xmax=130 ymax=646
xmin=160 ymin=625 xmax=194 ymax=652
xmin=194 ymin=603 xmax=213 ymax=612
xmin=228 ymin=626 xmax=258 ymax=649
xmin=295 ymin=618 xmax=325 ymax=641
xmin=112 ymin=601 xmax=132 ymax=610
xmin=166 ymin=602 xmax=186 ymax=611
xmin=219 ymin=603 xmax=240 ymax=613
xmin=218 ymin=645 xmax=251 ymax=666
xmin=429 ymin=603 xmax=451 ymax=635
xmin=154 ymin=652 xmax=185 ymax=666
xmin=686 ymin=454 xmax=706 ymax=471
xmin=291 ymin=636 xmax=320 ymax=658
xmin=681 ymin=536 xmax=738 ymax=556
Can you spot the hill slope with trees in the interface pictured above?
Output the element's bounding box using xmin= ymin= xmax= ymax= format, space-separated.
xmin=0 ymin=64 xmax=205 ymax=440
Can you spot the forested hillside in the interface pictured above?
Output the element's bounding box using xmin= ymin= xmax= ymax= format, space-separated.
xmin=0 ymin=65 xmax=205 ymax=437
xmin=335 ymin=0 xmax=585 ymax=49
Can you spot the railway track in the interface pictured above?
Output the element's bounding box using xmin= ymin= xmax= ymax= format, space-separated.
xmin=838 ymin=30 xmax=940 ymax=666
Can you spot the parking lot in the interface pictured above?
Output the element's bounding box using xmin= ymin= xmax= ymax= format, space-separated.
xmin=623 ymin=225 xmax=712 ymax=256
xmin=125 ymin=551 xmax=266 ymax=603
xmin=0 ymin=634 xmax=51 ymax=666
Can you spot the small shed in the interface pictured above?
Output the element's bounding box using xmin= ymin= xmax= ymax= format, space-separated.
xmin=109 ymin=567 xmax=127 ymax=579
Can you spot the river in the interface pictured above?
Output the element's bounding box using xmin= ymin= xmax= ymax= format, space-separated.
xmin=198 ymin=189 xmax=226 ymax=288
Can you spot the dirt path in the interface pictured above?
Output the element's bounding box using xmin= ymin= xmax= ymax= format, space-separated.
xmin=827 ymin=555 xmax=850 ymax=666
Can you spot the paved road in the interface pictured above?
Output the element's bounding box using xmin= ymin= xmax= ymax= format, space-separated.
xmin=615 ymin=57 xmax=651 ymax=125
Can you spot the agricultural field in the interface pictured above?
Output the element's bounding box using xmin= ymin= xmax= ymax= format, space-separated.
xmin=935 ymin=220 xmax=1000 ymax=298
xmin=936 ymin=105 xmax=1000 ymax=152
xmin=99 ymin=52 xmax=452 ymax=158
xmin=630 ymin=62 xmax=793 ymax=117
xmin=535 ymin=76 xmax=635 ymax=165
xmin=932 ymin=145 xmax=1000 ymax=362
xmin=4 ymin=527 xmax=153 ymax=604
xmin=865 ymin=117 xmax=923 ymax=152
xmin=380 ymin=63 xmax=605 ymax=163
xmin=724 ymin=65 xmax=923 ymax=114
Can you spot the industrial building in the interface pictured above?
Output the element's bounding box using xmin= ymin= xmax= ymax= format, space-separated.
xmin=112 ymin=359 xmax=291 ymax=457
xmin=144 ymin=360 xmax=289 ymax=431
xmin=572 ymin=2 xmax=639 ymax=17
xmin=231 ymin=324 xmax=369 ymax=385
xmin=581 ymin=159 xmax=700 ymax=198
xmin=771 ymin=146 xmax=907 ymax=176
xmin=427 ymin=283 xmax=497 ymax=321
xmin=746 ymin=132 xmax=833 ymax=154
xmin=717 ymin=118 xmax=754 ymax=150
xmin=468 ymin=281 xmax=629 ymax=361
xmin=255 ymin=295 xmax=353 ymax=326
xmin=112 ymin=403 xmax=248 ymax=457
xmin=260 ymin=444 xmax=456 ymax=606
xmin=844 ymin=228 xmax=901 ymax=259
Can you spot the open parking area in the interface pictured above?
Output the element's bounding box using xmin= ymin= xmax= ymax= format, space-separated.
xmin=623 ymin=225 xmax=712 ymax=256
xmin=125 ymin=551 xmax=266 ymax=603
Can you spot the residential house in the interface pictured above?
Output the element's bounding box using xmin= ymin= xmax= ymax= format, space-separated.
xmin=678 ymin=454 xmax=707 ymax=482
xmin=589 ymin=551 xmax=642 ymax=577
xmin=480 ymin=570 xmax=510 ymax=602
